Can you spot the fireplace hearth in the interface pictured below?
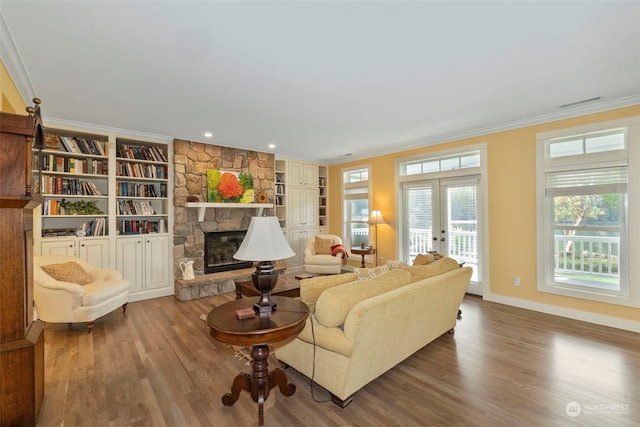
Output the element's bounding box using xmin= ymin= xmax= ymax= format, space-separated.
xmin=204 ymin=230 xmax=253 ymax=273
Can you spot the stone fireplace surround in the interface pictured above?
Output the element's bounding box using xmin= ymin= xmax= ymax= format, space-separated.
xmin=172 ymin=139 xmax=275 ymax=300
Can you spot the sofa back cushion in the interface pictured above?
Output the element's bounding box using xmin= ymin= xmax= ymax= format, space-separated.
xmin=315 ymin=269 xmax=412 ymax=327
xmin=300 ymin=272 xmax=358 ymax=312
xmin=402 ymin=256 xmax=460 ymax=281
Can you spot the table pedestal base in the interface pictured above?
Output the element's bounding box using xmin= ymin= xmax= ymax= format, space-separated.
xmin=221 ymin=344 xmax=295 ymax=427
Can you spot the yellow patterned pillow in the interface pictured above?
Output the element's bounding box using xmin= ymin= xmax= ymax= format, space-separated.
xmin=315 ymin=236 xmax=333 ymax=254
xmin=41 ymin=262 xmax=94 ymax=285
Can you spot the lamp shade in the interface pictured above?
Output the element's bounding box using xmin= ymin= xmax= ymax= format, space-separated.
xmin=233 ymin=216 xmax=295 ymax=261
xmin=368 ymin=210 xmax=385 ymax=225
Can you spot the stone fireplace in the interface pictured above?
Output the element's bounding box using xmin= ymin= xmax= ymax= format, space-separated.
xmin=172 ymin=139 xmax=275 ymax=299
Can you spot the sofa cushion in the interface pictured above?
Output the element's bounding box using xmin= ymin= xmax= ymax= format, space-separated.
xmin=315 ymin=236 xmax=333 ymax=254
xmin=300 ymin=272 xmax=358 ymax=312
xmin=403 ymin=256 xmax=460 ymax=281
xmin=315 ymin=269 xmax=412 ymax=328
xmin=412 ymin=253 xmax=435 ymax=265
xmin=41 ymin=261 xmax=94 ymax=285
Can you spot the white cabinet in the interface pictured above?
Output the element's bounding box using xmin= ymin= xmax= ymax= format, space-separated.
xmin=41 ymin=237 xmax=109 ymax=268
xmin=288 ymin=188 xmax=317 ymax=228
xmin=288 ymin=161 xmax=317 ymax=188
xmin=116 ymin=234 xmax=169 ymax=301
xmin=288 ymin=228 xmax=316 ymax=268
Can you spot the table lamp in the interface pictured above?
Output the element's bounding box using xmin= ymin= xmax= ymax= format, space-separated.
xmin=368 ymin=210 xmax=385 ymax=266
xmin=233 ymin=216 xmax=295 ymax=314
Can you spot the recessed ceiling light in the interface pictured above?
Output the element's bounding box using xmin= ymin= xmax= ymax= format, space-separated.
xmin=204 ymin=132 xmax=213 ymax=138
xmin=268 ymin=143 xmax=276 ymax=149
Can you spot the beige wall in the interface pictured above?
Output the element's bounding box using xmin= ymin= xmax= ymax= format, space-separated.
xmin=0 ymin=59 xmax=26 ymax=113
xmin=328 ymin=106 xmax=640 ymax=324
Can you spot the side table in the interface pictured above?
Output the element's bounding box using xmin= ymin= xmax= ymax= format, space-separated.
xmin=351 ymin=246 xmax=375 ymax=268
xmin=207 ymin=297 xmax=309 ymax=427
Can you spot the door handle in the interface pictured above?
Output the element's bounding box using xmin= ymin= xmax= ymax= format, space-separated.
xmin=441 ymin=238 xmax=446 ymax=242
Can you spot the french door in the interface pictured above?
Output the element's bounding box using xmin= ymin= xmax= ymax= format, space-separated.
xmin=402 ymin=176 xmax=482 ymax=295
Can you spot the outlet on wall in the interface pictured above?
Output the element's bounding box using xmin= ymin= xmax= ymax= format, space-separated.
xmin=514 ymin=276 xmax=521 ymax=286
xmin=379 ymin=256 xmax=384 ymax=264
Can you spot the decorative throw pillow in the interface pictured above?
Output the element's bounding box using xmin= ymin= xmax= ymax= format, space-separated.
xmin=353 ymin=265 xmax=389 ymax=281
xmin=41 ymin=262 xmax=94 ymax=285
xmin=315 ymin=236 xmax=333 ymax=254
xmin=385 ymin=259 xmax=407 ymax=270
xmin=412 ymin=253 xmax=434 ymax=266
xmin=403 ymin=257 xmax=460 ymax=281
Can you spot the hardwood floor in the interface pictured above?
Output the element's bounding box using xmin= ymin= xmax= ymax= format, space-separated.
xmin=36 ymin=290 xmax=639 ymax=427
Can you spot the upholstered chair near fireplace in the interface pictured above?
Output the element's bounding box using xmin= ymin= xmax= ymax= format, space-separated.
xmin=303 ymin=234 xmax=346 ymax=274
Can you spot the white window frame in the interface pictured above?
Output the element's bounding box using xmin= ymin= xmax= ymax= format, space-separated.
xmin=536 ymin=116 xmax=640 ymax=307
xmin=342 ymin=165 xmax=371 ymax=253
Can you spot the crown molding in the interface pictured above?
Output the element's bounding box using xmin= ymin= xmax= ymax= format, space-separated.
xmin=0 ymin=10 xmax=36 ymax=104
xmin=326 ymin=94 xmax=640 ymax=165
xmin=42 ymin=116 xmax=173 ymax=143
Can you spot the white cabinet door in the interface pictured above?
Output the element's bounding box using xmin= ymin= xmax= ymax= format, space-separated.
xmin=289 ymin=188 xmax=317 ymax=228
xmin=144 ymin=235 xmax=169 ymax=290
xmin=287 ymin=228 xmax=315 ymax=268
xmin=116 ymin=236 xmax=144 ymax=293
xmin=78 ymin=238 xmax=109 ymax=268
xmin=289 ymin=161 xmax=318 ymax=187
xmin=41 ymin=239 xmax=76 ymax=257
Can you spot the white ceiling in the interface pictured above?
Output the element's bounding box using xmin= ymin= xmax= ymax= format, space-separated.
xmin=1 ymin=1 xmax=639 ymax=164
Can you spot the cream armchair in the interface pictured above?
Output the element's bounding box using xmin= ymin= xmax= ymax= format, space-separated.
xmin=33 ymin=255 xmax=130 ymax=333
xmin=303 ymin=234 xmax=346 ymax=275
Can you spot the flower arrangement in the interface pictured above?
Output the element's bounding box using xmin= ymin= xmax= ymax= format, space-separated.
xmin=207 ymin=170 xmax=254 ymax=203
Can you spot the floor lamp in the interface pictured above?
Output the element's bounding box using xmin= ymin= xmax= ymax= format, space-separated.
xmin=369 ymin=210 xmax=385 ymax=266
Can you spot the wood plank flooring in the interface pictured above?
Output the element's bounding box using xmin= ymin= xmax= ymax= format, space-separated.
xmin=36 ymin=290 xmax=639 ymax=427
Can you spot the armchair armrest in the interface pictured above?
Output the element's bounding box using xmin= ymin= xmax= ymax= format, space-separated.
xmin=90 ymin=267 xmax=123 ymax=281
xmin=304 ymin=247 xmax=315 ymax=257
xmin=37 ymin=279 xmax=84 ymax=297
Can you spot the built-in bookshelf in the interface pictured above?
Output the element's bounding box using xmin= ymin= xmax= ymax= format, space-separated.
xmin=318 ymin=165 xmax=328 ymax=229
xmin=36 ymin=131 xmax=110 ymax=238
xmin=275 ymin=159 xmax=287 ymax=228
xmin=115 ymin=138 xmax=169 ymax=235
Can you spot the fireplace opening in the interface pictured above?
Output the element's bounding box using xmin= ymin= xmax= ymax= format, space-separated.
xmin=204 ymin=230 xmax=253 ymax=274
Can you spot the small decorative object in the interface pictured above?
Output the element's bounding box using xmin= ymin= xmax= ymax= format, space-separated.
xmin=361 ymin=242 xmax=366 ymax=249
xmin=179 ymin=260 xmax=195 ymax=280
xmin=256 ymin=191 xmax=268 ymax=203
xmin=207 ymin=169 xmax=254 ymax=203
xmin=44 ymin=133 xmax=60 ymax=149
xmin=60 ymin=199 xmax=103 ymax=215
xmin=233 ymin=216 xmax=295 ymax=314
xmin=186 ymin=195 xmax=199 ymax=202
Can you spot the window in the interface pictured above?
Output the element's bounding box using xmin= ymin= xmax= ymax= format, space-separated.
xmin=537 ymin=119 xmax=640 ymax=307
xmin=402 ymin=152 xmax=480 ymax=176
xmin=342 ymin=167 xmax=370 ymax=250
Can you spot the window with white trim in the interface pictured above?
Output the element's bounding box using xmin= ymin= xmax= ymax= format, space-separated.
xmin=342 ymin=167 xmax=370 ymax=250
xmin=537 ymin=119 xmax=640 ymax=307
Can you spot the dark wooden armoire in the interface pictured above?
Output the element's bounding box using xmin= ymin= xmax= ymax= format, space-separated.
xmin=0 ymin=99 xmax=45 ymax=426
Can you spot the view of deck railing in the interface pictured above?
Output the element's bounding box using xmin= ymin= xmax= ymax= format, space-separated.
xmin=554 ymin=234 xmax=619 ymax=278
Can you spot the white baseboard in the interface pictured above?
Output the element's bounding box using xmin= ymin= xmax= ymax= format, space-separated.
xmin=483 ymin=292 xmax=640 ymax=333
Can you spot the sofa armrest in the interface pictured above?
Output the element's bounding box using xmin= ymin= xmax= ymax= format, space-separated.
xmin=295 ymin=315 xmax=354 ymax=357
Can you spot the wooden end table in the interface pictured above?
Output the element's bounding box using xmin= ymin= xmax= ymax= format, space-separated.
xmin=351 ymin=247 xmax=375 ymax=268
xmin=207 ymin=297 xmax=309 ymax=427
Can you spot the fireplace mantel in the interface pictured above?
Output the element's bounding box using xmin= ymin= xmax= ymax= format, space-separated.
xmin=186 ymin=202 xmax=274 ymax=221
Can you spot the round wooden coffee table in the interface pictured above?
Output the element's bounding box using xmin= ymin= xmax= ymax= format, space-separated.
xmin=207 ymin=296 xmax=309 ymax=427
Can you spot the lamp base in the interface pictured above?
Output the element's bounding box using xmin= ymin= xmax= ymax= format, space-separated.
xmin=252 ymin=261 xmax=279 ymax=315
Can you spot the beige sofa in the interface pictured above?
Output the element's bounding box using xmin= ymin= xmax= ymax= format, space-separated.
xmin=276 ymin=258 xmax=472 ymax=407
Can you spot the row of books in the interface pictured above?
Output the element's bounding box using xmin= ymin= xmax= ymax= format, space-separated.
xmin=116 ymin=162 xmax=167 ymax=179
xmin=57 ymin=135 xmax=107 ymax=156
xmin=116 ymin=200 xmax=157 ymax=216
xmin=116 ymin=182 xmax=165 ymax=198
xmin=117 ymin=144 xmax=167 ymax=163
xmin=79 ymin=218 xmax=107 ymax=236
xmin=119 ymin=219 xmax=160 ymax=234
xmin=42 ymin=154 xmax=108 ymax=175
xmin=41 ymin=177 xmax=104 ymax=196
